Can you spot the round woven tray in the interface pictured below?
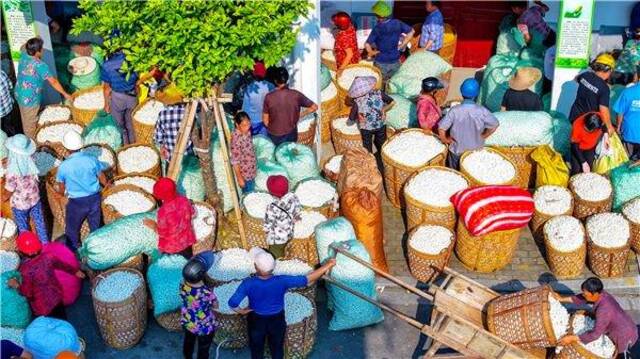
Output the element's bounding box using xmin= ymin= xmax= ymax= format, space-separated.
xmin=0 ymin=218 xmax=18 ymax=251
xmin=531 ymin=194 xmax=574 ymax=243
xmin=321 ymin=154 xmax=342 ymax=184
xmin=34 ymin=120 xmax=85 ymax=158
xmin=569 ymin=177 xmax=612 ymax=220
xmin=335 ymin=63 xmax=383 ymax=109
xmin=115 ymin=143 xmax=162 ymax=178
xmin=297 ymin=118 xmax=317 ymax=147
xmin=45 ymin=169 xmax=91 ymax=241
xmin=101 ymin=184 xmax=157 ymax=225
xmin=284 ymin=236 xmax=320 ymax=267
xmin=381 ymin=129 xmax=447 ymax=208
xmin=490 ymin=146 xmax=537 ymax=189
xmin=404 ymin=166 xmax=469 ymax=232
xmin=192 ymin=201 xmax=217 ymax=254
xmin=460 ymin=147 xmax=517 ymax=187
xmin=407 ymin=226 xmax=455 ymax=283
xmin=543 ymin=230 xmax=586 ymax=279
xmin=587 ymin=239 xmax=630 ymax=278
xmin=37 ymin=104 xmax=72 ymax=129
xmin=213 ymin=311 xmax=249 ymax=349
xmin=131 ymin=99 xmax=160 ymax=145
xmin=92 ymin=268 xmax=147 ymax=349
xmin=285 ymin=310 xmax=318 ymax=359
xmin=70 ymin=85 xmax=104 ymax=126
xmin=454 ymin=221 xmax=520 ymax=273
xmin=156 ymin=310 xmax=182 ymax=332
xmin=86 ymin=254 xmax=146 ymax=284
xmin=331 ymin=117 xmax=362 ymax=155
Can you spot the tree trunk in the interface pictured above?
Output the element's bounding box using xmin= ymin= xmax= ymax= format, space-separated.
xmin=191 ymin=101 xmax=223 ymax=214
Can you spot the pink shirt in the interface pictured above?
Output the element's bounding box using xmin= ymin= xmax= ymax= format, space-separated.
xmin=416 ymin=95 xmax=441 ymax=132
xmin=4 ymin=174 xmax=40 ymax=211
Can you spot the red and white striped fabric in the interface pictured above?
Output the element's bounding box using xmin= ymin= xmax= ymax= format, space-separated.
xmin=450 ymin=185 xmax=534 ymax=236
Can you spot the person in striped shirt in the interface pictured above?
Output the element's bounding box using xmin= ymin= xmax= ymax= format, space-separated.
xmin=419 ymin=1 xmax=444 ymax=53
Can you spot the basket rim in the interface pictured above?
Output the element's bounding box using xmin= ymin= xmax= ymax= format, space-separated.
xmin=543 ymin=228 xmax=586 ymax=255
xmin=34 ymin=120 xmax=85 ymax=146
xmin=70 ymin=85 xmax=104 ymax=105
xmin=533 ymin=185 xmax=574 ymax=217
xmin=330 ymin=117 xmax=361 ymax=139
xmin=587 ymin=236 xmax=631 ymax=252
xmin=115 ymin=143 xmax=161 ymax=173
xmin=91 ymin=267 xmax=145 ymax=305
xmin=132 ymin=98 xmax=165 ymax=125
xmin=241 ymin=190 xmax=275 ymax=220
xmin=622 ymin=199 xmax=640 ymax=225
xmin=404 ymin=165 xmax=470 ymax=210
xmin=112 ymin=172 xmax=159 ymax=186
xmin=101 ymin=183 xmax=157 ymax=212
xmin=460 ymin=147 xmax=517 ymax=186
xmin=335 ymin=62 xmax=383 ymax=93
xmin=37 ymin=104 xmax=72 ymax=125
xmin=407 ymin=225 xmax=454 ymax=258
xmin=81 ymin=142 xmax=117 ymax=170
xmin=381 ymin=128 xmax=448 ymax=170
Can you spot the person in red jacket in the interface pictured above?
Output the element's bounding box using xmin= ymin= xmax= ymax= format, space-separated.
xmin=332 ymin=12 xmax=360 ymax=70
xmin=570 ymin=112 xmax=605 ymax=175
xmin=7 ymin=232 xmax=85 ymax=319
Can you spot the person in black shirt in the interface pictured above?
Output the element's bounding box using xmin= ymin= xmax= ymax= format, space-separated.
xmin=569 ymin=53 xmax=615 ymax=134
xmin=501 ymin=67 xmax=543 ymax=111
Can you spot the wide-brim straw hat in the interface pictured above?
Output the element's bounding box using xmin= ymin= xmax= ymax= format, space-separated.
xmin=348 ymin=76 xmax=377 ymax=98
xmin=509 ymin=67 xmax=542 ymax=91
xmin=5 ymin=134 xmax=36 ymax=156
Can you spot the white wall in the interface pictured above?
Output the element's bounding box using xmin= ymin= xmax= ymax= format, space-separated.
xmin=320 ymin=0 xmax=392 ymax=28
xmin=545 ymin=0 xmax=635 ymax=29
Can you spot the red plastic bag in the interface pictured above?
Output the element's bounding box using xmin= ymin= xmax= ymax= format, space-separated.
xmin=42 ymin=242 xmax=81 ymax=306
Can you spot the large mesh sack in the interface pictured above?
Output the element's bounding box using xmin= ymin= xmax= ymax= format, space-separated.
xmin=82 ymin=110 xmax=123 ymax=151
xmin=340 ymin=188 xmax=388 ymax=272
xmin=496 ymin=29 xmax=522 ymax=57
xmin=147 ymin=254 xmax=187 ymax=317
xmin=321 ymin=64 xmax=332 ymax=91
xmin=253 ymin=135 xmax=276 ymax=162
xmin=0 ymin=270 xmax=31 ymax=328
xmin=255 ymin=160 xmax=289 ymax=193
xmin=42 ymin=242 xmax=81 ymax=306
xmin=211 ymin=130 xmax=234 ymax=213
xmin=479 ymin=54 xmax=544 ymax=112
xmin=336 ymin=147 xmax=383 ymax=198
xmin=550 ymin=111 xmax=572 ymax=159
xmin=315 ymin=217 xmax=357 ymax=264
xmin=396 ymin=50 xmax=452 ymax=79
xmin=485 ymin=111 xmax=553 ymax=147
xmin=177 ymin=155 xmax=206 ymax=202
xmin=386 ymin=94 xmax=418 ymax=130
xmin=328 ymin=239 xmax=384 ymax=331
xmin=611 ymin=163 xmax=640 ymax=212
xmin=79 ymin=211 xmax=158 ymax=270
xmin=24 ymin=316 xmax=81 ymax=359
xmin=275 ymin=142 xmax=319 ymax=187
xmin=610 ymin=84 xmax=626 ymax=122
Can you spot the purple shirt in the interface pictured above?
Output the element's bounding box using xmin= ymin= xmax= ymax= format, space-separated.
xmin=517 ymin=6 xmax=551 ymax=37
xmin=572 ymin=291 xmax=638 ymax=353
xmin=437 ymin=100 xmax=499 ymax=155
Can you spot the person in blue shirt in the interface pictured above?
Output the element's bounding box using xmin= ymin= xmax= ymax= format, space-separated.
xmin=229 ymin=248 xmax=335 ymax=359
xmin=55 ymin=130 xmax=108 ymax=250
xmin=242 ymin=61 xmax=275 ymax=136
xmin=365 ymin=0 xmax=414 ymax=86
xmin=419 ymin=1 xmax=444 ymax=53
xmin=101 ymin=50 xmax=139 ymax=144
xmin=614 ymin=75 xmax=640 ymax=161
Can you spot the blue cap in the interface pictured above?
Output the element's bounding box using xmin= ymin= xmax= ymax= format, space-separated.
xmin=460 ymin=78 xmax=480 ymax=99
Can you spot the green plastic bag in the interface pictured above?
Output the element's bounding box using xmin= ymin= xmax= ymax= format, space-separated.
xmin=611 ymin=162 xmax=640 ymax=212
xmin=396 ymin=50 xmax=452 ymax=79
xmin=321 ymin=64 xmax=332 ymax=91
xmin=594 ymin=133 xmax=629 ymax=176
xmin=82 ymin=110 xmax=123 ymax=150
xmin=531 ymin=145 xmax=570 ymax=188
xmin=147 ymin=254 xmax=187 ymax=317
xmin=274 ymin=142 xmax=319 ymax=187
xmin=0 ymin=270 xmax=31 ymax=328
xmin=177 ymin=155 xmax=205 ymax=201
xmin=253 ymin=135 xmax=275 ymax=162
xmin=479 ymin=54 xmax=544 ymax=112
xmin=255 ymin=160 xmax=288 ymax=192
xmin=496 ymin=29 xmax=522 ymax=57
xmin=386 ymin=94 xmax=417 ymax=130
xmin=549 ymin=111 xmax=572 ymax=159
xmin=610 ymin=84 xmax=626 ymax=124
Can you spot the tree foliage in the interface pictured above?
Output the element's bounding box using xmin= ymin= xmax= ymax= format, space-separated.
xmin=71 ymin=0 xmax=312 ymax=98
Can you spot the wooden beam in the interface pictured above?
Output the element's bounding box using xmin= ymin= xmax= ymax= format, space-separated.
xmin=167 ymin=100 xmax=198 ymax=180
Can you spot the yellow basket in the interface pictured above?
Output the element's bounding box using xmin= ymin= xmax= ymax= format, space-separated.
xmin=455 ymin=221 xmax=520 ymax=273
xmin=543 ymin=226 xmax=586 ymax=279
xmin=460 ymin=147 xmax=517 ymax=187
xmin=623 ymin=199 xmax=640 ymax=253
xmin=568 ymin=175 xmax=612 ymax=220
xmin=70 ymin=85 xmax=104 ymax=126
xmin=101 ymin=184 xmax=157 ymax=225
xmin=330 ymin=113 xmax=362 ymax=155
xmin=34 ymin=120 xmax=85 ymax=158
xmin=587 ymin=239 xmax=630 ymax=278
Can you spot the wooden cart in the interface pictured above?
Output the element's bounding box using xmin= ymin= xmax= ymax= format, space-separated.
xmin=325 ymin=243 xmax=544 ymax=359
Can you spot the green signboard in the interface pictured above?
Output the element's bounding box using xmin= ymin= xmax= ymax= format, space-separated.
xmin=2 ymin=0 xmax=38 ymax=60
xmin=555 ymin=0 xmax=595 ymax=69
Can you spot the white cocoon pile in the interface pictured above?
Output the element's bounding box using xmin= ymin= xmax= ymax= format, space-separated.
xmin=293 ymin=210 xmax=327 ymax=239
xmin=0 ymin=327 xmax=24 ymax=346
xmin=337 ymin=66 xmax=380 ymax=90
xmin=622 ymin=198 xmax=640 ymax=224
xmin=534 ymin=186 xmax=573 ymax=216
xmin=570 ymin=173 xmax=611 ymax=202
xmin=543 ymin=216 xmax=584 ymax=252
xmin=0 ymin=218 xmax=17 ymax=239
xmin=94 ymin=271 xmax=142 ymax=303
xmin=321 ymin=50 xmax=335 ymax=62
xmin=83 ymin=145 xmax=115 ymax=168
xmin=243 ymin=192 xmax=275 ymax=219
xmin=295 ymin=179 xmax=337 ymax=208
xmin=36 ymin=123 xmax=83 ymax=144
xmin=0 ymin=250 xmax=19 ymax=273
xmin=572 ymin=314 xmax=616 ymax=358
xmin=193 ymin=203 xmax=215 ymax=241
xmin=332 ymin=117 xmax=360 ymax=135
xmin=114 ymin=175 xmax=156 ymax=194
xmin=273 ymin=259 xmax=312 ymax=276
xmin=461 ymin=149 xmax=515 ymax=184
xmin=297 ymin=115 xmax=315 ymax=133
xmin=74 ymin=89 xmax=105 ymax=110
xmin=321 ymin=81 xmax=337 ymax=102
xmin=548 ymin=294 xmax=570 ymax=340
xmin=405 ymin=168 xmax=468 ymax=207
xmin=215 ymin=280 xmax=249 ymax=314
xmin=586 ymin=213 xmax=630 ymax=248
xmin=104 ymin=190 xmax=155 ymax=216
xmin=33 ymin=151 xmax=61 ymax=176
xmin=284 ymin=292 xmax=314 ymax=325
xmin=383 ymin=131 xmax=445 ymax=168
xmin=324 ymin=155 xmax=343 ymax=174
xmin=117 ymin=146 xmax=159 ymax=174
xmin=134 ymin=100 xmax=165 ymax=125
xmin=38 ymin=106 xmax=71 ymax=125
xmin=409 ymin=225 xmax=453 ymax=255
xmin=68 ymin=56 xmax=97 ymax=75
xmin=207 ymin=248 xmax=255 ymax=282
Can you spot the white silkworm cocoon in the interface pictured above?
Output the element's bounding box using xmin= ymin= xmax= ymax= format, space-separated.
xmin=622 ymin=198 xmax=640 ymax=224
xmin=572 ymin=314 xmax=616 ymax=358
xmin=321 ymin=81 xmax=337 ymax=102
xmin=570 ymin=173 xmax=612 ymax=202
xmin=215 ymin=280 xmax=249 ymax=314
xmin=586 ymin=213 xmax=630 ymax=248
xmin=0 ymin=218 xmax=17 ymax=239
xmin=36 ymin=123 xmax=83 ymax=144
xmin=332 ymin=117 xmax=360 ymax=135
xmin=207 ymin=248 xmax=255 ymax=282
xmin=94 ymin=271 xmax=142 ymax=303
xmin=293 ymin=210 xmax=327 ymax=239
xmin=38 ymin=106 xmax=71 ymax=125
xmin=534 ymin=185 xmax=573 ymax=216
xmin=68 ymin=56 xmax=97 ymax=75
xmin=243 ymin=192 xmax=275 ymax=219
xmin=337 ymin=66 xmax=380 ymax=90
xmin=117 ymin=146 xmax=159 ymax=174
xmin=324 ymin=155 xmax=343 ymax=174
xmin=383 ymin=131 xmax=445 ymax=168
xmin=548 ymin=294 xmax=570 ymax=340
xmin=295 ymin=179 xmax=337 ymax=208
xmin=0 ymin=250 xmax=20 ymax=273
xmin=409 ymin=225 xmax=453 ymax=255
xmin=273 ymin=259 xmax=312 ymax=276
xmin=134 ymin=100 xmax=165 ymax=125
xmin=82 ymin=145 xmax=115 ymax=168
xmin=74 ymin=89 xmax=105 ymax=110
xmin=284 ymin=292 xmax=314 ymax=324
xmin=33 ymin=151 xmax=61 ymax=176
xmin=103 ymin=190 xmax=155 ymax=216
xmin=193 ymin=204 xmax=215 ymax=241
xmin=405 ymin=168 xmax=468 ymax=207
xmin=114 ymin=176 xmax=156 ymax=194
xmin=544 ymin=216 xmax=584 ymax=252
xmin=461 ymin=149 xmax=516 ymax=184
xmin=297 ymin=115 xmax=315 ymax=132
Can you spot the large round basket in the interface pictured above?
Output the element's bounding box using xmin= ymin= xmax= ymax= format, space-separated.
xmin=297 ymin=116 xmax=317 ymax=147
xmin=156 ymin=310 xmax=182 ymax=332
xmin=531 ymin=190 xmax=574 ymax=242
xmin=454 ymin=221 xmax=520 ymax=273
xmin=407 ymin=226 xmax=455 ymax=283
xmin=321 ymin=50 xmax=336 ymax=71
xmin=70 ymin=85 xmax=105 ymax=126
xmin=34 ymin=120 xmax=85 ymax=158
xmin=101 ymin=184 xmax=157 ymax=225
xmin=295 ymin=178 xmax=339 ymax=219
xmin=284 ymin=237 xmax=320 ymax=267
xmin=587 ymin=239 xmax=630 ymax=278
xmin=37 ymin=104 xmax=72 ymax=129
xmin=543 ymin=231 xmax=586 ymax=279
xmin=45 ymin=169 xmax=91 ymax=240
xmin=335 ymin=63 xmax=383 ymax=112
xmin=115 ymin=143 xmax=162 ymax=177
xmin=485 ymin=285 xmax=558 ymax=349
xmin=241 ymin=192 xmax=270 ymax=249
xmin=91 ymin=268 xmax=147 ymax=349
xmin=285 ymin=310 xmax=318 ymax=359
xmin=381 ymin=129 xmax=447 ymax=208
xmin=491 ymin=146 xmax=537 ymax=189
xmin=86 ymin=254 xmax=146 ymax=284
xmin=331 ymin=116 xmax=362 ymax=155
xmin=569 ymin=178 xmax=612 ymax=221
xmin=0 ymin=218 xmax=18 ymax=251
xmin=192 ymin=201 xmax=217 ymax=254
xmin=81 ymin=143 xmax=117 ymax=179
xmin=555 ymin=341 xmax=613 ymax=359
xmin=111 ymin=172 xmax=158 ymax=195
xmin=623 ymin=201 xmax=640 ymax=253
xmin=404 ymin=166 xmax=468 ymax=232
xmin=460 ymin=147 xmax=517 ymax=187
xmin=131 ymin=99 xmax=161 ymax=145
xmin=213 ymin=311 xmax=248 ymax=349
xmin=321 ymin=82 xmax=341 ymax=143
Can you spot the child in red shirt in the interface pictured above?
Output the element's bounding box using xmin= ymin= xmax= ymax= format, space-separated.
xmin=570 ymin=112 xmax=604 ymax=174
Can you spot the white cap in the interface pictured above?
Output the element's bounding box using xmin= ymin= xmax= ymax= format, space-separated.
xmin=249 ymin=247 xmax=275 ymax=273
xmin=62 ymin=130 xmax=83 ymax=151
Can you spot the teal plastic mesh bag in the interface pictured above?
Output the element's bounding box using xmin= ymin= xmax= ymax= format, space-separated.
xmin=253 ymin=135 xmax=276 ymax=162
xmin=496 ymin=30 xmax=522 ymax=57
xmin=82 ymin=110 xmax=123 ymax=151
xmin=315 ymin=217 xmax=357 ymax=264
xmin=386 ymin=94 xmax=418 ymax=130
xmin=610 ymin=84 xmax=626 ymax=124
xmin=549 ymin=111 xmax=572 ymax=159
xmin=177 ymin=155 xmax=205 ymax=201
xmin=255 ymin=160 xmax=289 ymax=192
xmin=611 ymin=163 xmax=640 ymax=212
xmin=0 ymin=270 xmax=31 ymax=328
xmin=485 ymin=111 xmax=553 ymax=147
xmin=147 ymin=254 xmax=187 ymax=316
xmin=275 ymin=142 xmax=319 ymax=187
xmin=321 ymin=64 xmax=332 ymax=90
xmin=24 ymin=317 xmax=81 ymax=359
xmin=387 ymin=75 xmax=425 ymax=100
xmin=70 ymin=57 xmax=101 ymax=91
xmin=396 ymin=50 xmax=452 ymax=79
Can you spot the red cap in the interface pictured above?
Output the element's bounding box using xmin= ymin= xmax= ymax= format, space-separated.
xmin=153 ymin=177 xmax=177 ymax=202
xmin=253 ymin=61 xmax=267 ymax=79
xmin=266 ymin=175 xmax=289 ymax=198
xmin=332 ymin=12 xmax=352 ymax=30
xmin=16 ymin=231 xmax=42 ymax=256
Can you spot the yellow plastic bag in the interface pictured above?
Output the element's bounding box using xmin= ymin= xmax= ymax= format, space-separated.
xmin=531 ymin=145 xmax=570 ymax=187
xmin=594 ymin=133 xmax=629 ymax=175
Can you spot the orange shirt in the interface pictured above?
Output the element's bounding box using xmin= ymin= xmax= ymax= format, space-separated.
xmin=571 ymin=112 xmax=603 ymax=150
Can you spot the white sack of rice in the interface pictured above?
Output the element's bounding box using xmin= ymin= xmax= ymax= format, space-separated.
xmin=293 ymin=210 xmax=327 ymax=239
xmin=94 ymin=270 xmax=142 ymax=303
xmin=68 ymin=56 xmax=97 ymax=76
xmin=36 ymin=123 xmax=83 ymax=144
xmin=409 ymin=225 xmax=453 ymax=255
xmin=570 ymin=173 xmax=612 ymax=202
xmin=207 ymin=248 xmax=255 ymax=282
xmin=337 ymin=66 xmax=380 ymax=91
xmin=284 ymin=292 xmax=314 ymax=324
xmin=134 ymin=99 xmax=165 ymax=125
xmin=214 ymin=280 xmax=249 ymax=314
xmin=0 ymin=218 xmax=17 ymax=239
xmin=0 ymin=250 xmax=20 ymax=273
xmin=103 ymin=190 xmax=155 ymax=216
xmin=113 ymin=175 xmax=156 ymax=194
xmin=33 ymin=151 xmax=61 ymax=176
xmin=192 ymin=203 xmax=215 ymax=241
xmin=586 ymin=212 xmax=630 ymax=248
xmin=117 ymin=146 xmax=159 ymax=174
xmin=534 ymin=185 xmax=573 ymax=216
xmin=82 ymin=145 xmax=115 ymax=168
xmin=405 ymin=168 xmax=468 ymax=207
xmin=273 ymin=259 xmax=312 ymax=276
xmin=572 ymin=314 xmax=616 ymax=358
xmin=324 ymin=155 xmax=343 ymax=174
xmin=321 ymin=81 xmax=337 ymax=102
xmin=243 ymin=192 xmax=275 ymax=219
xmin=73 ymin=89 xmax=105 ymax=110
xmin=383 ymin=131 xmax=445 ymax=168
xmin=461 ymin=149 xmax=516 ymax=184
xmin=548 ymin=294 xmax=570 ymax=340
xmin=295 ymin=179 xmax=337 ymax=208
xmin=38 ymin=106 xmax=71 ymax=125
xmin=297 ymin=115 xmax=315 ymax=133
xmin=332 ymin=117 xmax=360 ymax=135
xmin=543 ymin=216 xmax=584 ymax=252
xmin=622 ymin=197 xmax=640 ymax=224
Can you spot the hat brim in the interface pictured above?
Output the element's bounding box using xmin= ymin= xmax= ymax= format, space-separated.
xmin=5 ymin=137 xmax=36 ymax=156
xmin=508 ymin=69 xmax=542 ymax=91
xmin=348 ymin=76 xmax=377 ymax=98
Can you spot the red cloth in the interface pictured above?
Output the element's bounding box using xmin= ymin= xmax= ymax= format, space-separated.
xmin=416 ymin=94 xmax=441 ymax=132
xmin=42 ymin=242 xmax=81 ymax=306
xmin=334 ymin=25 xmax=360 ymax=68
xmin=157 ymin=195 xmax=196 ymax=254
xmin=16 ymin=231 xmax=42 ymax=256
xmin=451 ymin=185 xmax=534 ymax=236
xmin=267 ymin=175 xmax=289 ymax=198
xmin=253 ymin=61 xmax=267 ymax=79
xmin=153 ymin=177 xmax=178 ymax=202
xmin=18 ymin=252 xmax=77 ymax=316
xmin=571 ymin=112 xmax=603 ymax=150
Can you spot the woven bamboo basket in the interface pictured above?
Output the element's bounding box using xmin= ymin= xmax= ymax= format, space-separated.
xmin=569 ymin=176 xmax=612 ymax=221
xmin=409 ymin=23 xmax=457 ymax=65
xmin=385 ymin=125 xmax=397 ymax=140
xmin=587 ymin=239 xmax=630 ymax=278
xmin=37 ymin=104 xmax=72 ymax=129
xmin=101 ymin=184 xmax=157 ymax=224
xmin=34 ymin=120 xmax=85 ymax=158
xmin=460 ymin=147 xmax=517 ymax=187
xmin=623 ymin=207 xmax=640 ymax=253
xmin=131 ymin=98 xmax=162 ymax=145
xmin=192 ymin=201 xmax=217 ymax=254
xmin=531 ymin=190 xmax=574 ymax=242
xmin=213 ymin=311 xmax=248 ymax=349
xmin=320 ymin=99 xmax=338 ymax=143
xmin=335 ymin=63 xmax=383 ymax=111
xmin=297 ymin=117 xmax=317 ymax=147
xmin=70 ymin=85 xmax=105 ymax=126
xmin=321 ymin=50 xmax=337 ymax=71
xmin=284 ymin=237 xmax=320 ymax=267
xmin=45 ymin=169 xmax=91 ymax=240
xmin=455 ymin=221 xmax=520 ymax=273
xmin=404 ymin=166 xmax=469 ymax=232
xmin=407 ymin=226 xmax=455 ymax=282
xmin=381 ymin=129 xmax=447 ymax=208
xmin=156 ymin=310 xmax=182 ymax=332
xmin=543 ymin=229 xmax=586 ymax=279
xmin=111 ymin=172 xmax=158 ymax=195
xmin=485 ymin=285 xmax=559 ymax=349
xmin=555 ymin=343 xmax=612 ymax=359
xmin=331 ymin=117 xmax=362 ymax=155
xmin=115 ymin=143 xmax=162 ymax=177
xmin=295 ymin=178 xmax=339 ymax=219
xmin=491 ymin=146 xmax=537 ymax=189
xmin=321 ymin=154 xmax=342 ymax=184
xmin=241 ymin=192 xmax=271 ymax=249
xmin=81 ymin=143 xmax=117 ymax=179
xmin=434 ymin=70 xmax=452 ymax=107
xmin=0 ymin=218 xmax=18 ymax=251
xmin=86 ymin=254 xmax=146 ymax=284
xmin=285 ymin=309 xmax=318 ymax=359
xmin=92 ymin=268 xmax=147 ymax=349
xmin=291 ymin=284 xmax=317 ymax=303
